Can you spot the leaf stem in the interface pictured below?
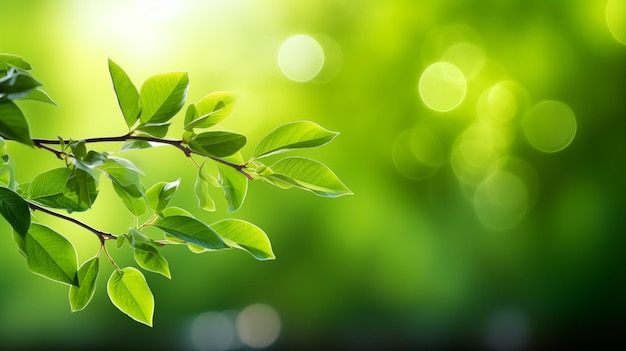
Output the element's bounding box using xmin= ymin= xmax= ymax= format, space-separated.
xmin=102 ymin=242 xmax=121 ymax=271
xmin=28 ymin=202 xmax=117 ymax=242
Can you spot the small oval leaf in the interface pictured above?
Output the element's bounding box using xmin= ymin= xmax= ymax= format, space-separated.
xmin=184 ymin=91 xmax=235 ymax=130
xmin=107 ymin=267 xmax=154 ymax=327
xmin=134 ymin=243 xmax=171 ymax=279
xmin=211 ymin=219 xmax=275 ymax=260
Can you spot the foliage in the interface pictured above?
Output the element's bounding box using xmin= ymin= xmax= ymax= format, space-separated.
xmin=0 ymin=53 xmax=351 ymax=326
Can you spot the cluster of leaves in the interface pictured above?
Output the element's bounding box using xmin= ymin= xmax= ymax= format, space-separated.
xmin=0 ymin=53 xmax=351 ymax=326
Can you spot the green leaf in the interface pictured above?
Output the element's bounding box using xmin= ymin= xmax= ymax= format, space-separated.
xmin=108 ymin=59 xmax=141 ymax=128
xmin=0 ymin=54 xmax=32 ymax=70
xmin=184 ymin=91 xmax=236 ymax=131
xmin=107 ymin=267 xmax=154 ymax=327
xmin=0 ymin=101 xmax=33 ymax=146
xmin=69 ymin=256 xmax=99 ymax=312
xmin=134 ymin=123 xmax=170 ymax=138
xmin=112 ymin=182 xmax=147 ymax=216
xmin=0 ymin=67 xmax=42 ymax=100
xmin=145 ymin=179 xmax=180 ymax=213
xmin=29 ymin=167 xmax=98 ymax=212
xmin=211 ymin=219 xmax=275 ymax=260
xmin=159 ymin=206 xmax=193 ymax=218
xmin=0 ymin=164 xmax=15 ymax=188
xmin=268 ymin=157 xmax=352 ymax=197
xmin=252 ymin=121 xmax=338 ymax=159
xmin=217 ymin=153 xmax=247 ymax=212
xmin=134 ymin=243 xmax=171 ymax=279
xmin=139 ymin=72 xmax=189 ymax=124
xmin=0 ymin=185 xmax=30 ymax=236
xmin=120 ymin=140 xmax=154 ymax=152
xmin=152 ymin=215 xmax=228 ymax=250
xmin=13 ymin=223 xmax=78 ymax=286
xmin=194 ymin=161 xmax=216 ymax=212
xmin=98 ymin=157 xmax=143 ymax=198
xmin=21 ymin=88 xmax=57 ymax=105
xmin=188 ymin=131 xmax=246 ymax=157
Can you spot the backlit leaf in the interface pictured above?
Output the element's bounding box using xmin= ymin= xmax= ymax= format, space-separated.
xmin=14 ymin=223 xmax=78 ymax=286
xmin=211 ymin=219 xmax=274 ymax=260
xmin=188 ymin=131 xmax=246 ymax=157
xmin=184 ymin=91 xmax=235 ymax=131
xmin=107 ymin=267 xmax=154 ymax=327
xmin=21 ymin=88 xmax=57 ymax=105
xmin=0 ymin=54 xmax=32 ymax=70
xmin=108 ymin=59 xmax=141 ymax=128
xmin=98 ymin=158 xmax=143 ymax=198
xmin=139 ymin=72 xmax=189 ymax=124
xmin=217 ymin=153 xmax=247 ymax=212
xmin=267 ymin=156 xmax=352 ymax=197
xmin=194 ymin=161 xmax=216 ymax=212
xmin=134 ymin=243 xmax=171 ymax=279
xmin=145 ymin=179 xmax=180 ymax=213
xmin=69 ymin=256 xmax=99 ymax=312
xmin=152 ymin=215 xmax=228 ymax=250
xmin=252 ymin=121 xmax=338 ymax=159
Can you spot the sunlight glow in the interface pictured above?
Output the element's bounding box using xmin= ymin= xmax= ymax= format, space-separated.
xmin=136 ymin=0 xmax=181 ymax=21
xmin=606 ymin=0 xmax=626 ymax=45
xmin=278 ymin=35 xmax=325 ymax=82
xmin=419 ymin=62 xmax=467 ymax=112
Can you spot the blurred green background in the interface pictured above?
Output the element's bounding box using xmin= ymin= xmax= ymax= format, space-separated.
xmin=1 ymin=0 xmax=625 ymax=350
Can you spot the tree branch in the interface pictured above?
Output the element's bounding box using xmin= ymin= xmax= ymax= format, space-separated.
xmin=28 ymin=202 xmax=117 ymax=243
xmin=31 ymin=134 xmax=253 ymax=179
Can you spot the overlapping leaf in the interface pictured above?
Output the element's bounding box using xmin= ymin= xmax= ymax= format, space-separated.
xmin=184 ymin=92 xmax=235 ymax=130
xmin=188 ymin=131 xmax=246 ymax=157
xmin=217 ymin=153 xmax=247 ymax=212
xmin=152 ymin=215 xmax=228 ymax=250
xmin=69 ymin=256 xmax=99 ymax=312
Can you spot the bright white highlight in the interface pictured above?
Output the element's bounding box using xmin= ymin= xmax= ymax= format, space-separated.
xmin=278 ymin=35 xmax=325 ymax=82
xmin=419 ymin=62 xmax=467 ymax=112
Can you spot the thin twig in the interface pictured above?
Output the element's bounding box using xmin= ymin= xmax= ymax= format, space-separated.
xmin=31 ymin=135 xmax=253 ymax=179
xmin=28 ymin=202 xmax=117 ymax=242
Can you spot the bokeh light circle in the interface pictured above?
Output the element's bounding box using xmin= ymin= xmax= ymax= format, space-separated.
xmin=523 ymin=100 xmax=576 ymax=153
xmin=278 ymin=34 xmax=325 ymax=82
xmin=236 ymin=303 xmax=281 ymax=349
xmin=451 ymin=124 xmax=506 ymax=185
xmin=477 ymin=82 xmax=519 ymax=128
xmin=442 ymin=42 xmax=486 ymax=80
xmin=474 ymin=170 xmax=528 ymax=230
xmin=418 ymin=62 xmax=467 ymax=112
xmin=190 ymin=311 xmax=237 ymax=351
xmin=606 ymin=0 xmax=626 ymax=45
xmin=392 ymin=127 xmax=445 ymax=180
